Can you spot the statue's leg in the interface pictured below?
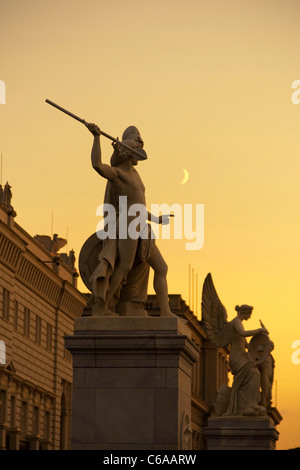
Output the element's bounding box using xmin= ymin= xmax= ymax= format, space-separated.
xmin=147 ymin=245 xmax=176 ymax=318
xmin=104 ymin=237 xmax=138 ymax=308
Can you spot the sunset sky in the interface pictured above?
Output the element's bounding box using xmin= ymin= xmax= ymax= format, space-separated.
xmin=1 ymin=0 xmax=300 ymax=449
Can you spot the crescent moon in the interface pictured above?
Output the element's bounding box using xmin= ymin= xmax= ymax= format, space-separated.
xmin=180 ymin=168 xmax=189 ymax=185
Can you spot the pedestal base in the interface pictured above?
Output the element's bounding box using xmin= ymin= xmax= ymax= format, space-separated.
xmin=204 ymin=416 xmax=279 ymax=450
xmin=65 ymin=316 xmax=198 ymax=450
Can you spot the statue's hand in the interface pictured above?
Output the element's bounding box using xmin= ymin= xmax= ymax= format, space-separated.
xmin=158 ymin=214 xmax=174 ymax=225
xmin=85 ymin=122 xmax=101 ymax=136
xmin=112 ymin=140 xmax=120 ymax=152
xmin=260 ymin=327 xmax=269 ymax=335
xmin=112 ymin=141 xmax=129 ymax=161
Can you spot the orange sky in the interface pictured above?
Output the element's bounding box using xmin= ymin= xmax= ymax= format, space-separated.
xmin=1 ymin=0 xmax=300 ymax=449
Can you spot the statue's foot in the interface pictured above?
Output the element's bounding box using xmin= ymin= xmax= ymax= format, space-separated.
xmin=160 ymin=310 xmax=187 ymax=323
xmin=256 ymin=405 xmax=267 ymax=416
xmin=160 ymin=310 xmax=177 ymax=318
xmin=106 ymin=309 xmax=119 ymax=316
xmin=92 ymin=309 xmax=118 ymax=317
xmin=91 ymin=301 xmax=118 ymax=317
xmin=243 ymin=404 xmax=267 ymax=416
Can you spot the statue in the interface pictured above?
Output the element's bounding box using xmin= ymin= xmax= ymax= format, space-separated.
xmin=81 ymin=121 xmax=176 ymax=318
xmin=0 ymin=182 xmax=16 ymax=216
xmin=3 ymin=182 xmax=12 ymax=209
xmin=34 ymin=233 xmax=67 ymax=254
xmin=201 ymin=273 xmax=272 ymax=417
xmin=248 ymin=322 xmax=275 ymax=410
xmin=60 ymin=249 xmax=76 ymax=270
xmin=44 ymin=99 xmax=178 ymax=318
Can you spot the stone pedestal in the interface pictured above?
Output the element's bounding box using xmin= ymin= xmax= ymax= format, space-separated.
xmin=65 ymin=316 xmax=198 ymax=450
xmin=203 ymin=416 xmax=279 ymax=450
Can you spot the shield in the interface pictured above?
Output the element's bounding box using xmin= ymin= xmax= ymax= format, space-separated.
xmin=248 ymin=333 xmax=273 ymax=365
xmin=78 ymin=230 xmax=154 ymax=292
xmin=78 ymin=232 xmax=104 ymax=291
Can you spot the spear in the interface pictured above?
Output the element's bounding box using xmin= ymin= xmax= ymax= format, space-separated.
xmin=45 ymin=99 xmax=147 ymax=161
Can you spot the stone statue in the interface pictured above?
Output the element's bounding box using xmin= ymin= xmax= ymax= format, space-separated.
xmin=80 ymin=122 xmax=176 ymax=318
xmin=248 ymin=323 xmax=275 ymax=410
xmin=3 ymin=182 xmax=12 ymax=208
xmin=180 ymin=412 xmax=193 ymax=450
xmin=201 ymin=273 xmax=272 ymax=417
xmin=34 ymin=233 xmax=67 ymax=254
xmin=60 ymin=249 xmax=76 ymax=270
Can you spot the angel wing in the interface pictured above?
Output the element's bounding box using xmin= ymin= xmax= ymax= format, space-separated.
xmin=201 ymin=273 xmax=232 ymax=348
xmin=34 ymin=235 xmax=53 ymax=252
xmin=52 ymin=235 xmax=67 ymax=253
xmin=34 ymin=234 xmax=67 ymax=253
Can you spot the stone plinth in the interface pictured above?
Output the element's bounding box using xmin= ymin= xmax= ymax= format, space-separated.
xmin=203 ymin=416 xmax=279 ymax=450
xmin=65 ymin=316 xmax=198 ymax=450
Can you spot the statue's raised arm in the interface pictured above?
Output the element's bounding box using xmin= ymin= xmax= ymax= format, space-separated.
xmin=86 ymin=122 xmax=119 ymax=181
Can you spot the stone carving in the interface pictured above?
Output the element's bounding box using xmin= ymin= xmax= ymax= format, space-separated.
xmin=60 ymin=249 xmax=76 ymax=270
xmin=3 ymin=182 xmax=12 ymax=208
xmin=256 ymin=330 xmax=275 ymax=410
xmin=180 ymin=411 xmax=193 ymax=450
xmin=79 ymin=122 xmax=176 ymax=318
xmin=201 ymin=273 xmax=272 ymax=417
xmin=34 ymin=233 xmax=67 ymax=254
xmin=0 ymin=182 xmax=16 ymax=216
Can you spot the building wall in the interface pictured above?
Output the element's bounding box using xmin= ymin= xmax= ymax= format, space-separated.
xmin=0 ymin=201 xmax=86 ymax=450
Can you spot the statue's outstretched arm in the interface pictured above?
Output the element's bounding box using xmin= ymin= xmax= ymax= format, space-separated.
xmin=233 ymin=317 xmax=267 ymax=338
xmin=87 ymin=123 xmax=118 ymax=181
xmin=147 ymin=212 xmax=174 ymax=225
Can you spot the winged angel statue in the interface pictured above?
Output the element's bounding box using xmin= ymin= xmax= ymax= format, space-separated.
xmin=202 ymin=273 xmax=270 ymax=417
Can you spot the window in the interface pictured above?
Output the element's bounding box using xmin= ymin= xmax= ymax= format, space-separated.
xmin=2 ymin=288 xmax=10 ymax=321
xmin=46 ymin=323 xmax=52 ymax=351
xmin=10 ymin=396 xmax=16 ymax=428
xmin=0 ymin=390 xmax=7 ymax=423
xmin=13 ymin=300 xmax=18 ymax=330
xmin=20 ymin=401 xmax=28 ymax=438
xmin=32 ymin=406 xmax=40 ymax=436
xmin=23 ymin=307 xmax=30 ymax=338
xmin=44 ymin=411 xmax=51 ymax=440
xmin=35 ymin=315 xmax=41 ymax=345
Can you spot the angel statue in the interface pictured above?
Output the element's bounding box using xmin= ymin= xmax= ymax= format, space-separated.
xmin=201 ymin=273 xmax=271 ymax=417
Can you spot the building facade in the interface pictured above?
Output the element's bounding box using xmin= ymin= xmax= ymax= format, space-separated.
xmin=0 ymin=188 xmax=87 ymax=450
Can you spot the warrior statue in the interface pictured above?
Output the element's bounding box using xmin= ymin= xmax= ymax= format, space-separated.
xmin=44 ymin=99 xmax=179 ymax=319
xmin=80 ymin=122 xmax=176 ymax=318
